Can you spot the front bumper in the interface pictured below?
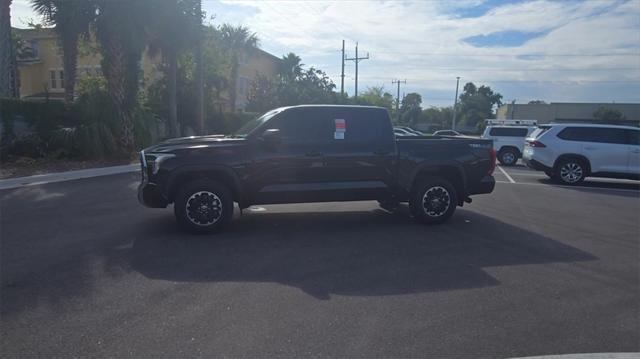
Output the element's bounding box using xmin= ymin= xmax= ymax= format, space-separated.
xmin=468 ymin=175 xmax=495 ymax=195
xmin=138 ymin=182 xmax=168 ymax=208
xmin=137 ymin=150 xmax=168 ymax=208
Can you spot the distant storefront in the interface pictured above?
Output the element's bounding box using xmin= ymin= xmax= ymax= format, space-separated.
xmin=496 ymin=102 xmax=639 ymax=126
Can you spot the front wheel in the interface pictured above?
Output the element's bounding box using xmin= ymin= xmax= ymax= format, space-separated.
xmin=554 ymin=158 xmax=586 ymax=185
xmin=174 ymin=179 xmax=234 ymax=234
xmin=409 ymin=176 xmax=458 ymax=225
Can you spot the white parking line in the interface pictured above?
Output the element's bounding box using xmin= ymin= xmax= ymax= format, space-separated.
xmin=496 ymin=180 xmax=640 ymax=193
xmin=497 ymin=166 xmax=516 ymax=183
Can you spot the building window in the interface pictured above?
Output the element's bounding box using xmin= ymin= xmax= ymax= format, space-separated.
xmin=50 ymin=70 xmax=57 ymax=89
xmin=29 ymin=40 xmax=39 ymax=59
xmin=59 ymin=70 xmax=64 ymax=89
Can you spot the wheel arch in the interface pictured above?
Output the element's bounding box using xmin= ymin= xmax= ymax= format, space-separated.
xmin=553 ymin=154 xmax=592 ymax=174
xmin=498 ymin=145 xmax=521 ymax=157
xmin=408 ymin=164 xmax=466 ymax=204
xmin=164 ymin=165 xmax=243 ymax=205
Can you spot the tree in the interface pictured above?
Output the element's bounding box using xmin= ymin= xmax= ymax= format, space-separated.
xmin=246 ymin=58 xmax=336 ymax=112
xmin=357 ymin=86 xmax=394 ymax=110
xmin=422 ymin=107 xmax=454 ymax=129
xmin=147 ymin=0 xmax=200 ymax=137
xmin=400 ymin=92 xmax=422 ymax=125
xmin=528 ymin=100 xmax=546 ymax=104
xmin=0 ymin=0 xmax=16 ymax=98
xmin=593 ymin=106 xmax=625 ymax=122
xmin=146 ymin=25 xmax=229 ymax=133
xmin=31 ymin=0 xmax=96 ymax=103
xmin=279 ymin=52 xmax=302 ymax=82
xmin=457 ymin=82 xmax=503 ymax=129
xmin=400 ymin=93 xmax=422 ymax=111
xmin=218 ymin=24 xmax=258 ymax=112
xmin=95 ymin=0 xmax=150 ymax=152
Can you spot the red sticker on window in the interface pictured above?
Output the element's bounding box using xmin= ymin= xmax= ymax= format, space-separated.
xmin=335 ymin=119 xmax=346 ymax=132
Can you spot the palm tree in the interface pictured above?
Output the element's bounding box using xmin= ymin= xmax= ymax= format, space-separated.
xmin=94 ymin=0 xmax=149 ymax=152
xmin=279 ymin=52 xmax=302 ymax=82
xmin=31 ymin=0 xmax=96 ymax=103
xmin=147 ymin=0 xmax=200 ymax=138
xmin=218 ymin=24 xmax=258 ymax=112
xmin=0 ymin=0 xmax=15 ymax=98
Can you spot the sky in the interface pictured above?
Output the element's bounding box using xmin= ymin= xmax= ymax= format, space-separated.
xmin=10 ymin=0 xmax=640 ymax=107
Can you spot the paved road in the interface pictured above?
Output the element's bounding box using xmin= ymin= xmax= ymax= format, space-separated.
xmin=1 ymin=166 xmax=639 ymax=358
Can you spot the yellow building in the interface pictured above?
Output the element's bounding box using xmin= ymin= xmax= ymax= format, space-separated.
xmin=14 ymin=28 xmax=281 ymax=111
xmin=233 ymin=48 xmax=280 ymax=111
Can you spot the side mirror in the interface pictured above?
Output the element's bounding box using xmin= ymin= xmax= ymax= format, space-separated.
xmin=259 ymin=128 xmax=282 ymax=147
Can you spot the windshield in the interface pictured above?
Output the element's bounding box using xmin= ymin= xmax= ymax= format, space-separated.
xmin=233 ymin=109 xmax=282 ymax=137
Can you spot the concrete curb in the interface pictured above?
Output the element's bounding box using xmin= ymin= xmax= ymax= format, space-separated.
xmin=0 ymin=164 xmax=139 ymax=190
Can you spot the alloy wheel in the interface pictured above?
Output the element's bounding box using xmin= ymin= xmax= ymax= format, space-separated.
xmin=185 ymin=191 xmax=223 ymax=226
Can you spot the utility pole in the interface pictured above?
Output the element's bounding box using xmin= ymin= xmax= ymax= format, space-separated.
xmin=345 ymin=42 xmax=369 ymax=99
xmin=340 ymin=40 xmax=345 ymax=97
xmin=392 ymin=79 xmax=406 ymax=122
xmin=452 ymin=76 xmax=460 ymax=130
xmin=195 ymin=0 xmax=204 ymax=134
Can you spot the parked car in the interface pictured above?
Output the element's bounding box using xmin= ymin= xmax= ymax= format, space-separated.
xmin=138 ymin=105 xmax=496 ymax=233
xmin=481 ymin=125 xmax=536 ymax=166
xmin=434 ymin=130 xmax=462 ymax=137
xmin=523 ymin=124 xmax=640 ymax=185
xmin=396 ymin=126 xmax=423 ymax=135
xmin=393 ymin=127 xmax=418 ymax=136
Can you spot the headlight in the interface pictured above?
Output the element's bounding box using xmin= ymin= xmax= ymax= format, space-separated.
xmin=150 ymin=154 xmax=176 ymax=175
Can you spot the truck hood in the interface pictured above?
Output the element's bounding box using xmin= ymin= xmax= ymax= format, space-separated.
xmin=143 ymin=135 xmax=246 ymax=153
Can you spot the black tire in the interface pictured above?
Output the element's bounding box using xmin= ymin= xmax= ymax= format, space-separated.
xmin=498 ymin=148 xmax=519 ymax=166
xmin=409 ymin=176 xmax=458 ymax=225
xmin=174 ymin=179 xmax=234 ymax=234
xmin=554 ymin=158 xmax=587 ymax=185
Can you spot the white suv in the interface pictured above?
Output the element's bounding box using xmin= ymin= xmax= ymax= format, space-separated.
xmin=481 ymin=126 xmax=536 ymax=166
xmin=523 ymin=124 xmax=640 ymax=185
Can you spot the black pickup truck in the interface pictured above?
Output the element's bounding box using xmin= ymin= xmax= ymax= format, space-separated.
xmin=139 ymin=105 xmax=496 ymax=233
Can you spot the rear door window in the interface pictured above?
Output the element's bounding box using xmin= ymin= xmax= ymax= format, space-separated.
xmin=331 ymin=108 xmax=385 ymax=143
xmin=489 ymin=127 xmax=529 ymax=137
xmin=557 ymin=127 xmax=636 ymax=144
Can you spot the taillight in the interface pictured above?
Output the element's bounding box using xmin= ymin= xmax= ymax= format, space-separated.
xmin=488 ymin=148 xmax=496 ymax=175
xmin=526 ymin=140 xmax=546 ymax=148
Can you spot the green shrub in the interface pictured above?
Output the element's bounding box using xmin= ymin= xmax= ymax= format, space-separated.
xmin=0 ymin=98 xmax=70 ymax=142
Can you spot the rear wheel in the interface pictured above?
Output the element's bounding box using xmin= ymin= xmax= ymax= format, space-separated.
xmin=409 ymin=176 xmax=458 ymax=225
xmin=174 ymin=179 xmax=234 ymax=234
xmin=554 ymin=158 xmax=587 ymax=185
xmin=498 ymin=148 xmax=519 ymax=166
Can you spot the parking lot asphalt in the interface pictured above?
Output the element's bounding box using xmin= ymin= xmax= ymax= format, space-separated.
xmin=1 ymin=166 xmax=639 ymax=358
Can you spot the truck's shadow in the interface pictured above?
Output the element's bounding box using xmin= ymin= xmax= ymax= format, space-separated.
xmin=131 ymin=205 xmax=596 ymax=299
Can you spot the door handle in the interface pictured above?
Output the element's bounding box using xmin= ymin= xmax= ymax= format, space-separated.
xmin=632 ymin=149 xmax=640 ymax=154
xmin=584 ymin=146 xmax=596 ymax=150
xmin=305 ymin=151 xmax=323 ymax=157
